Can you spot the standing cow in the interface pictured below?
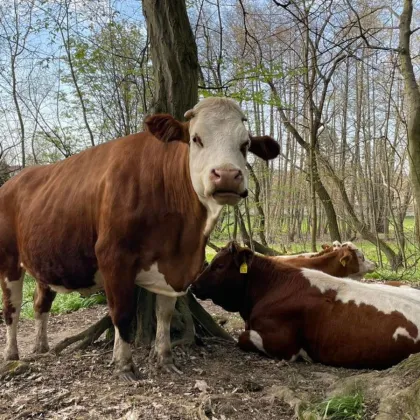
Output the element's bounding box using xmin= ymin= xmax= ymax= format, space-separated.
xmin=0 ymin=97 xmax=279 ymax=380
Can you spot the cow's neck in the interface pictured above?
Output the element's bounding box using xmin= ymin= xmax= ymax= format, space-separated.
xmin=240 ymin=255 xmax=300 ymax=320
xmin=201 ymin=199 xmax=223 ymax=237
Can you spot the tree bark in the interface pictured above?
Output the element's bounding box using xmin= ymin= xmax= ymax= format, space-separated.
xmin=399 ymin=0 xmax=420 ymax=244
xmin=142 ymin=0 xmax=199 ymax=120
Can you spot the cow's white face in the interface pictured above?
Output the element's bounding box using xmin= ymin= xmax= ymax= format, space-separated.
xmin=338 ymin=242 xmax=376 ymax=280
xmin=144 ymin=97 xmax=279 ymax=217
xmin=185 ymin=98 xmax=250 ymax=206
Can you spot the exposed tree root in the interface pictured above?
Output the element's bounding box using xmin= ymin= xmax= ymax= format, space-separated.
xmin=52 ymin=289 xmax=233 ymax=357
xmin=327 ymin=353 xmax=420 ymax=420
xmin=53 ymin=315 xmax=112 ymax=354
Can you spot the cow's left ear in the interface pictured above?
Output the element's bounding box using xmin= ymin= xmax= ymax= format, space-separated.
xmin=249 ymin=135 xmax=280 ymax=161
xmin=145 ymin=114 xmax=189 ymax=143
xmin=233 ymin=248 xmax=254 ymax=273
xmin=339 ymin=249 xmax=352 ymax=267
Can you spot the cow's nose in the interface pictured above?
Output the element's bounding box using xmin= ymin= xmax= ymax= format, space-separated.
xmin=210 ymin=169 xmax=243 ymax=185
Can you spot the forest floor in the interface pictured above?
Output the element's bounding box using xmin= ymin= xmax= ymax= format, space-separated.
xmin=0 ymin=301 xmax=384 ymax=420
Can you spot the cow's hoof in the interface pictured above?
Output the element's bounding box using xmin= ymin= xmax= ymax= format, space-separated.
xmin=31 ymin=343 xmax=49 ymax=354
xmin=161 ymin=363 xmax=183 ymax=375
xmin=118 ymin=370 xmax=138 ymax=382
xmin=114 ymin=363 xmax=140 ymax=382
xmin=148 ymin=349 xmax=182 ymax=374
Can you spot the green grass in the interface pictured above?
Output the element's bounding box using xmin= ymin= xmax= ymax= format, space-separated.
xmin=300 ymin=392 xmax=365 ymax=420
xmin=1 ymin=275 xmax=106 ymax=320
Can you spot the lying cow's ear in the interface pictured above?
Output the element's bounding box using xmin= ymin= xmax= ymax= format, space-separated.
xmin=234 ymin=248 xmax=254 ymax=273
xmin=228 ymin=241 xmax=240 ymax=255
xmin=339 ymin=250 xmax=352 ymax=267
xmin=145 ymin=114 xmax=189 ymax=143
xmin=249 ymin=135 xmax=280 ymax=161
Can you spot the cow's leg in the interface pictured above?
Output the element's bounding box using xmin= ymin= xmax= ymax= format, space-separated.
xmin=238 ymin=325 xmax=301 ymax=362
xmin=32 ymin=283 xmax=56 ymax=354
xmin=1 ymin=271 xmax=24 ymax=360
xmin=100 ymin=272 xmax=138 ymax=381
xmin=149 ymin=294 xmax=180 ymax=374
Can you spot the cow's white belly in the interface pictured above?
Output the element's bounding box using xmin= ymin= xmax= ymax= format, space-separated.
xmin=48 ymin=264 xmax=185 ymax=298
xmin=135 ymin=263 xmax=186 ymax=297
xmin=49 ymin=272 xmax=104 ymax=296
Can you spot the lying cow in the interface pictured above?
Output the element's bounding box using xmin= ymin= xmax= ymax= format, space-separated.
xmin=279 ymin=242 xmax=376 ymax=280
xmin=191 ymin=241 xmax=420 ymax=369
xmin=0 ymin=97 xmax=279 ymax=380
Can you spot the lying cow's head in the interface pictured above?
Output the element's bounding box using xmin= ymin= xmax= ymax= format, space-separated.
xmin=335 ymin=242 xmax=376 ymax=280
xmin=191 ymin=241 xmax=253 ymax=312
xmin=145 ymin=98 xmax=279 ymax=206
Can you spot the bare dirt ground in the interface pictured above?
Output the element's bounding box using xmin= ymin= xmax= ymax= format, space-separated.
xmin=0 ymin=302 xmax=375 ymax=420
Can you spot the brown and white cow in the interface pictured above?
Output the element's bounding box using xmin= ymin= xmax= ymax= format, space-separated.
xmin=0 ymin=98 xmax=279 ymax=380
xmin=278 ymin=242 xmax=376 ymax=280
xmin=191 ymin=242 xmax=420 ymax=369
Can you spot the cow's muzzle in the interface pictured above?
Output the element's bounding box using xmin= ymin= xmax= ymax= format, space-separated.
xmin=210 ymin=168 xmax=247 ymax=205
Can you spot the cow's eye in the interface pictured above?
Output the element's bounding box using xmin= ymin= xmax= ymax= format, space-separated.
xmin=240 ymin=141 xmax=249 ymax=157
xmin=192 ymin=135 xmax=203 ymax=147
xmin=215 ymin=264 xmax=224 ymax=270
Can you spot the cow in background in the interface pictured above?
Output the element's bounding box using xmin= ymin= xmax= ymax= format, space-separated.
xmin=279 ymin=242 xmax=376 ymax=280
xmin=0 ymin=98 xmax=279 ymax=380
xmin=191 ymin=242 xmax=420 ymax=369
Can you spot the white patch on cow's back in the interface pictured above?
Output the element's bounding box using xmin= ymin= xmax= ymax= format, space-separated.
xmin=274 ymin=252 xmax=318 ymax=260
xmin=249 ymin=330 xmax=267 ymax=355
xmin=135 ymin=263 xmax=186 ymax=297
xmin=302 ymin=268 xmax=420 ymax=342
xmin=49 ymin=271 xmax=104 ymax=296
xmin=393 ymin=326 xmax=420 ymax=343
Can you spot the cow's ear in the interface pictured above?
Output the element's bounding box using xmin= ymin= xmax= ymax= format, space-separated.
xmin=233 ymin=248 xmax=254 ymax=272
xmin=145 ymin=114 xmax=189 ymax=143
xmin=228 ymin=241 xmax=240 ymax=255
xmin=339 ymin=249 xmax=352 ymax=267
xmin=249 ymin=135 xmax=280 ymax=161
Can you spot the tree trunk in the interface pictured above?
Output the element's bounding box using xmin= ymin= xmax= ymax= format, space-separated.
xmin=399 ymin=0 xmax=420 ymax=245
xmin=142 ymin=0 xmax=199 ymax=121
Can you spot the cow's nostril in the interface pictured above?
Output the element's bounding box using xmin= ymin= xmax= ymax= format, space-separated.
xmin=211 ymin=169 xmax=221 ymax=178
xmin=234 ymin=170 xmax=243 ymax=180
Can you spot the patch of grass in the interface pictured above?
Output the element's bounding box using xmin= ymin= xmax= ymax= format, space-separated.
xmin=301 ymin=392 xmax=365 ymax=420
xmin=1 ymin=275 xmax=106 ymax=320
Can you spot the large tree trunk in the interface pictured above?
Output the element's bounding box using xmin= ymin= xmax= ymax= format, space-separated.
xmin=142 ymin=0 xmax=199 ymax=121
xmin=399 ymin=0 xmax=420 ymax=245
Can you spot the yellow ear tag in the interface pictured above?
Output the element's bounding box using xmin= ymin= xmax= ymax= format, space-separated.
xmin=341 ymin=260 xmax=347 ymax=267
xmin=240 ymin=262 xmax=248 ymax=274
